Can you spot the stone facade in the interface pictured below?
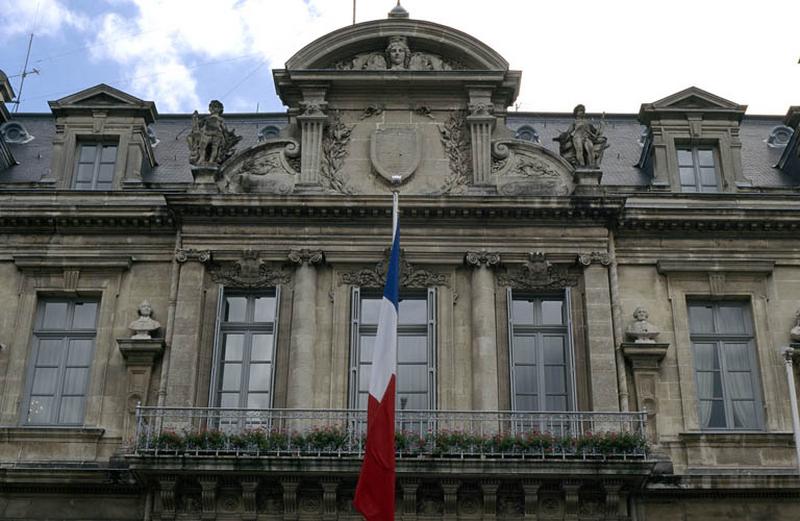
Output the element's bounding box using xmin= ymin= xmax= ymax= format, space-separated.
xmin=0 ymin=9 xmax=799 ymax=521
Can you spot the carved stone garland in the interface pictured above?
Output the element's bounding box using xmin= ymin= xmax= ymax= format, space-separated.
xmin=340 ymin=248 xmax=449 ymax=288
xmin=320 ymin=111 xmax=356 ymax=195
xmin=437 ymin=110 xmax=471 ymax=195
xmin=497 ymin=252 xmax=580 ymax=290
xmin=207 ymin=250 xmax=291 ymax=288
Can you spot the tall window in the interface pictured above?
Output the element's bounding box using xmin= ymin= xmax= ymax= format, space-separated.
xmin=689 ymin=301 xmax=762 ymax=429
xmin=677 ymin=147 xmax=718 ymax=193
xmin=74 ymin=142 xmax=117 ymax=190
xmin=212 ymin=290 xmax=280 ymax=409
xmin=507 ymin=291 xmax=574 ymax=411
xmin=23 ymin=299 xmax=98 ymax=425
xmin=350 ymin=288 xmax=436 ymax=411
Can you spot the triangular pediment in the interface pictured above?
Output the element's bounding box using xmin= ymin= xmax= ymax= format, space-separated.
xmin=49 ymin=84 xmax=157 ymax=123
xmin=639 ymin=87 xmax=746 ymax=123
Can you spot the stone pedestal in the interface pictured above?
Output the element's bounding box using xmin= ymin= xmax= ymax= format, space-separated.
xmin=116 ymin=337 xmax=164 ymax=437
xmin=190 ymin=165 xmax=220 ymax=190
xmin=622 ymin=341 xmax=669 ymax=442
xmin=573 ymin=167 xmax=602 ymax=185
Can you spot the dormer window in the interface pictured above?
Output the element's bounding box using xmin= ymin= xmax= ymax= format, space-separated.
xmin=677 ymin=147 xmax=718 ymax=193
xmin=74 ymin=142 xmax=118 ymax=190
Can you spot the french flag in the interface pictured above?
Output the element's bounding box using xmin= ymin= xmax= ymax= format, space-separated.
xmin=353 ymin=194 xmax=399 ymax=521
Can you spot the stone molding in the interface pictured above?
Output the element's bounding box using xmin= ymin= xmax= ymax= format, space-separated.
xmin=340 ymin=247 xmax=449 ymax=288
xmin=497 ymin=252 xmax=580 ymax=290
xmin=13 ymin=254 xmax=133 ymax=272
xmin=656 ymin=259 xmax=774 ymax=274
xmin=621 ymin=342 xmax=669 ymax=371
xmin=116 ymin=338 xmax=165 ymax=367
xmin=207 ymin=250 xmax=291 ymax=288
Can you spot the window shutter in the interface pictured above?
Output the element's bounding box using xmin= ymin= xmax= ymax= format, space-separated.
xmin=349 ymin=286 xmax=361 ymax=409
xmin=208 ymin=285 xmax=225 ymax=407
xmin=427 ymin=287 xmax=437 ymax=410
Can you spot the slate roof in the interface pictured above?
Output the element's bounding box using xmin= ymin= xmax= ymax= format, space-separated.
xmin=1 ymin=111 xmax=794 ymax=189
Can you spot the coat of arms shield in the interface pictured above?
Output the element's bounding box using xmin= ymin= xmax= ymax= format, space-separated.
xmin=370 ymin=127 xmax=422 ymax=183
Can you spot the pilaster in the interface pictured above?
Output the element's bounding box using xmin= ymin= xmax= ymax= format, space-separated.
xmin=467 ymin=88 xmax=496 ymax=185
xmin=297 ymin=86 xmax=328 ymax=185
xmin=465 ymin=250 xmax=501 ymax=410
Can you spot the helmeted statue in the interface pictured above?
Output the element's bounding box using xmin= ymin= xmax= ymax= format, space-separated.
xmin=187 ymin=100 xmax=242 ymax=166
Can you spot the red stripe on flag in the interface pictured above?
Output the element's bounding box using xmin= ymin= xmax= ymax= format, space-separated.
xmin=353 ymin=375 xmax=396 ymax=521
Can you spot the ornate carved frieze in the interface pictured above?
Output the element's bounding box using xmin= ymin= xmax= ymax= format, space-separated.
xmin=207 ymin=250 xmax=291 ymax=288
xmin=320 ymin=111 xmax=356 ymax=195
xmin=578 ymin=251 xmax=611 ymax=266
xmin=437 ymin=110 xmax=471 ymax=194
xmin=491 ymin=140 xmax=574 ymax=196
xmin=497 ymin=252 xmax=580 ymax=290
xmin=287 ymin=249 xmax=325 ymax=266
xmin=332 ymin=35 xmax=462 ymax=71
xmin=218 ymin=139 xmax=300 ymax=194
xmin=340 ymin=248 xmax=449 ymax=288
xmin=175 ymin=248 xmax=211 ymax=263
xmin=464 ymin=250 xmax=501 ymax=268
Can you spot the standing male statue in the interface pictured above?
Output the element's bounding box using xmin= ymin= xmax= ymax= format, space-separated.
xmin=187 ymin=99 xmax=242 ymax=166
xmin=554 ymin=104 xmax=609 ymax=168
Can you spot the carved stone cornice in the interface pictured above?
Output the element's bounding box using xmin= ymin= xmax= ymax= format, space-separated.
xmin=339 ymin=248 xmax=449 ymax=288
xmin=287 ymin=249 xmax=325 ymax=266
xmin=497 ymin=252 xmax=579 ymax=290
xmin=621 ymin=342 xmax=669 ymax=370
xmin=464 ymin=250 xmax=501 ymax=269
xmin=207 ymin=250 xmax=291 ymax=288
xmin=175 ymin=248 xmax=211 ymax=263
xmin=578 ymin=251 xmax=611 ymax=266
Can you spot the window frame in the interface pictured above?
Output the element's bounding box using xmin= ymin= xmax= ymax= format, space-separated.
xmin=208 ymin=287 xmax=281 ymax=411
xmin=72 ymin=141 xmax=119 ymax=190
xmin=506 ymin=288 xmax=577 ymax=412
xmin=688 ymin=300 xmax=764 ymax=431
xmin=676 ymin=146 xmax=719 ymax=193
xmin=21 ymin=298 xmax=99 ymax=426
xmin=349 ymin=286 xmax=437 ymax=411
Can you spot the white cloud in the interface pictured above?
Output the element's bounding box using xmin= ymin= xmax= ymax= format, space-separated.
xmin=0 ymin=0 xmax=88 ymax=38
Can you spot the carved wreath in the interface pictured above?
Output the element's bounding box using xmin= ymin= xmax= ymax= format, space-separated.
xmin=340 ymin=248 xmax=449 ymax=288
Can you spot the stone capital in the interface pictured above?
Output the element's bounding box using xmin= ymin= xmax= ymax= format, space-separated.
xmin=175 ymin=248 xmax=211 ymax=263
xmin=288 ymin=248 xmax=325 ymax=266
xmin=465 ymin=250 xmax=501 ymax=269
xmin=578 ymin=251 xmax=611 ymax=266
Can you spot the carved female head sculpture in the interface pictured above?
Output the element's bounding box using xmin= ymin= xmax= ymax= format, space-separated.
xmin=208 ymin=99 xmax=224 ymax=116
xmin=573 ymin=104 xmax=586 ymax=118
xmin=386 ymin=36 xmax=411 ymax=69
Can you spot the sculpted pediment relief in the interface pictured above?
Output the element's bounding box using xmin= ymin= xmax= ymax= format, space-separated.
xmin=218 ymin=139 xmax=300 ymax=194
xmin=332 ymin=36 xmax=463 ymax=71
xmin=491 ymin=140 xmax=575 ymax=196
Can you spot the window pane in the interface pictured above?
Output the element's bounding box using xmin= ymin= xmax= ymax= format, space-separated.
xmin=512 ymin=300 xmax=534 ymax=325
xmin=32 ymin=368 xmax=58 ymax=394
xmin=253 ymin=296 xmax=276 ymax=322
xmin=512 ymin=336 xmax=536 ymax=364
xmin=398 ymin=298 xmax=426 ymax=325
xmin=358 ymin=365 xmax=371 ymax=392
xmin=723 ymin=343 xmax=751 ymax=371
xmin=544 ymin=366 xmax=566 ymax=394
xmin=514 ymin=366 xmax=538 ymax=394
xmin=225 ymin=297 xmax=247 ymax=322
xmin=100 ymin=145 xmax=117 ymax=163
xmin=727 ymin=372 xmax=754 ymax=399
xmin=62 ymin=367 xmax=89 ymax=395
xmin=398 ymin=393 xmax=427 ymax=410
xmin=515 ymin=394 xmax=538 ymax=412
xmin=705 ymin=400 xmax=727 ymax=428
xmin=732 ymin=401 xmax=757 ymax=428
xmin=72 ymin=302 xmax=98 ymax=329
xmin=97 ymin=163 xmax=115 ymax=184
xmin=688 ymin=305 xmax=714 ymax=333
xmin=543 ymin=336 xmax=565 ymax=364
xmin=541 ymin=300 xmax=563 ymax=325
xmin=37 ymin=339 xmax=62 ymax=366
xmin=677 ymin=149 xmax=694 ymax=166
xmin=398 ymin=335 xmax=427 ymax=363
xmin=79 ymin=145 xmax=97 ymax=163
xmin=42 ymin=302 xmax=68 ymax=329
xmin=221 ymin=363 xmax=241 ymax=391
xmin=545 ymin=395 xmax=567 ymax=411
xmin=251 ymin=334 xmax=273 ymax=362
xmin=223 ymin=335 xmax=244 ymax=361
xmin=359 ymin=335 xmax=374 ymax=363
xmin=76 ymin=163 xmax=95 ymax=183
xmin=27 ymin=397 xmax=53 ymax=424
xmin=694 ymin=343 xmax=717 ymax=370
xmin=248 ymin=364 xmax=271 ymax=392
xmin=247 ymin=393 xmax=269 ymax=409
xmin=360 ymin=298 xmax=382 ymax=324
xmin=717 ymin=305 xmax=747 ymax=334
xmin=679 ymin=167 xmax=697 ymax=187
xmin=67 ymin=340 xmax=93 ymax=367
xmin=219 ymin=393 xmax=239 ymax=408
xmin=700 ymin=167 xmax=717 ymax=187
xmin=398 ymin=365 xmax=427 ymax=393
xmin=697 ymin=149 xmax=714 ymax=167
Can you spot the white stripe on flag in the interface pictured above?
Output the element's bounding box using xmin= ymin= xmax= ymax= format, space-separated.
xmin=368 ymin=297 xmax=398 ymax=401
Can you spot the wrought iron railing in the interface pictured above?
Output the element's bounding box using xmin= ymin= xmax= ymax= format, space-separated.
xmin=130 ymin=406 xmax=648 ymax=460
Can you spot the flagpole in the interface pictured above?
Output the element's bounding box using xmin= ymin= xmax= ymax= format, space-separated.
xmin=391 ymin=175 xmax=400 ymax=238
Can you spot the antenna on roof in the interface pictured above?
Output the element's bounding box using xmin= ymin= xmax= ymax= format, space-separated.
xmin=352 ymin=0 xmax=356 ymax=25
xmin=12 ymin=33 xmax=39 ymax=113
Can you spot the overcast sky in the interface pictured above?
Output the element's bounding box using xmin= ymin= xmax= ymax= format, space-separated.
xmin=1 ymin=0 xmax=798 ymax=115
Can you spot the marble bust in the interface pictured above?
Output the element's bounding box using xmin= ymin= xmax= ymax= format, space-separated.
xmin=626 ymin=306 xmax=660 ymax=344
xmin=790 ymin=309 xmax=800 ymax=343
xmin=129 ymin=300 xmax=161 ymax=340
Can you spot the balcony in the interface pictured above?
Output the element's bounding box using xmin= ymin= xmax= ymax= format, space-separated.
xmin=130 ymin=406 xmax=649 ymax=461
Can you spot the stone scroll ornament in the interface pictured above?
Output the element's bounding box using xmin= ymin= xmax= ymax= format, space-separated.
xmin=553 ymin=104 xmax=609 ymax=168
xmin=491 ymin=139 xmax=574 ymax=196
xmin=333 ymin=35 xmax=461 ymax=71
xmin=187 ymin=100 xmax=242 ymax=166
xmin=217 ymin=139 xmax=301 ymax=194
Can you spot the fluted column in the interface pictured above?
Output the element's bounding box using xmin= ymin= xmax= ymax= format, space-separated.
xmin=286 ymin=249 xmax=324 ymax=409
xmin=465 ymin=250 xmax=501 ymax=410
xmin=467 ymin=103 xmax=496 ymax=186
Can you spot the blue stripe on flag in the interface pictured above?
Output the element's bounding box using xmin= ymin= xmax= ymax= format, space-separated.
xmin=383 ymin=222 xmax=400 ymax=310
